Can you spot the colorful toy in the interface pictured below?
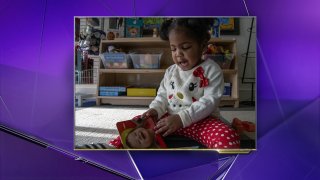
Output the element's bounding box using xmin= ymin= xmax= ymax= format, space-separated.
xmin=107 ymin=31 xmax=115 ymax=40
xmin=232 ymin=118 xmax=256 ymax=134
xmin=211 ymin=18 xmax=221 ymax=38
xmin=115 ymin=116 xmax=167 ymax=149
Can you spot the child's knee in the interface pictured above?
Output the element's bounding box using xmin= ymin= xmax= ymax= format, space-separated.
xmin=203 ymin=128 xmax=240 ymax=148
xmin=215 ymin=131 xmax=240 ymax=148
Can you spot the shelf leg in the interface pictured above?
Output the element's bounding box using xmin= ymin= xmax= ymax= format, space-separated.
xmin=234 ymin=100 xmax=239 ymax=108
xmin=96 ymin=98 xmax=101 ymax=106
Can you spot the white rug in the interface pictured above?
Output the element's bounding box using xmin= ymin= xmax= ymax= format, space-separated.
xmin=74 ymin=105 xmax=255 ymax=146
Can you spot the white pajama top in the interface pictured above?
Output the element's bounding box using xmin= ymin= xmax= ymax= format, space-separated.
xmin=149 ymin=59 xmax=224 ymax=128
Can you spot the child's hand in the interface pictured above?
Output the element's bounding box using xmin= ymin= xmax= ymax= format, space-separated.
xmin=155 ymin=114 xmax=183 ymax=137
xmin=142 ymin=108 xmax=158 ymax=123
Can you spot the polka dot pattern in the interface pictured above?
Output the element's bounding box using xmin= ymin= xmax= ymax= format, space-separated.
xmin=175 ymin=117 xmax=240 ymax=149
xmin=109 ymin=116 xmax=240 ymax=149
xmin=109 ymin=136 xmax=123 ymax=148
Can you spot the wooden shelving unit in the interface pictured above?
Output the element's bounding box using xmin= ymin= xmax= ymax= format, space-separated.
xmin=96 ymin=37 xmax=239 ymax=107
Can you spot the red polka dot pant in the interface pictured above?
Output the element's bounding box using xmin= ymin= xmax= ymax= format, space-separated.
xmin=109 ymin=116 xmax=240 ymax=149
xmin=175 ymin=117 xmax=240 ymax=149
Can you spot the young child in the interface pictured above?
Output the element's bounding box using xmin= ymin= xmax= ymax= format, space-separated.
xmin=141 ymin=18 xmax=240 ymax=149
xmin=110 ymin=18 xmax=240 ymax=149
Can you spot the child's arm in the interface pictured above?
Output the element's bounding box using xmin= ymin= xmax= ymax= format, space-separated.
xmin=148 ymin=66 xmax=173 ymax=119
xmin=141 ymin=108 xmax=158 ymax=123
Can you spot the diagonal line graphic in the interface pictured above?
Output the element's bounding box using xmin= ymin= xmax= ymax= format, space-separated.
xmin=207 ymin=155 xmax=237 ymax=180
xmin=243 ymin=0 xmax=285 ymax=119
xmin=260 ymin=97 xmax=319 ymax=140
xmin=303 ymin=166 xmax=318 ymax=180
xmin=97 ymin=0 xmax=117 ymax=16
xmin=242 ymin=0 xmax=285 ymax=119
xmin=126 ymin=2 xmax=143 ymax=178
xmin=0 ymin=96 xmax=13 ymax=121
xmin=0 ymin=125 xmax=136 ymax=179
xmin=223 ymin=151 xmax=259 ymax=179
xmin=153 ymin=0 xmax=171 ymax=16
xmin=219 ymin=1 xmax=254 ymax=179
xmin=243 ymin=0 xmax=319 ymax=138
xmin=133 ymin=0 xmax=136 ymax=16
xmin=242 ymin=0 xmax=250 ymax=16
xmin=221 ymin=155 xmax=238 ymax=180
xmin=221 ymin=98 xmax=319 ymax=179
xmin=127 ymin=151 xmax=144 ymax=180
xmin=30 ymin=0 xmax=47 ymax=128
xmin=256 ymin=39 xmax=286 ymax=119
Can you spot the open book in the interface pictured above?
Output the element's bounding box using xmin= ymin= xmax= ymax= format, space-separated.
xmin=116 ymin=116 xmax=167 ymax=149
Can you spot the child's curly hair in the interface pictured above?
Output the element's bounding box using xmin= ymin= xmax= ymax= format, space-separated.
xmin=159 ymin=18 xmax=211 ymax=44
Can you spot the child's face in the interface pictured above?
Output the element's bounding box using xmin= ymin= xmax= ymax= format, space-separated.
xmin=169 ymin=28 xmax=204 ymax=71
xmin=127 ymin=127 xmax=154 ymax=148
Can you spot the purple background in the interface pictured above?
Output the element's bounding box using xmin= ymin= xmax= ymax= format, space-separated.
xmin=0 ymin=0 xmax=319 ymax=179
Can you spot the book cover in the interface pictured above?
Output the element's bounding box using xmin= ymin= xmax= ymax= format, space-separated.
xmin=116 ymin=116 xmax=167 ymax=149
xmin=127 ymin=88 xmax=157 ymax=97
xmin=99 ymin=91 xmax=126 ymax=96
xmin=223 ymin=83 xmax=232 ymax=96
xmin=125 ymin=18 xmax=143 ymax=38
xmin=99 ymin=86 xmax=127 ymax=92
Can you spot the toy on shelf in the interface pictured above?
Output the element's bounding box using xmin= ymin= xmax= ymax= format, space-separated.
xmin=78 ymin=25 xmax=106 ymax=55
xmin=100 ymin=45 xmax=130 ymax=69
xmin=142 ymin=18 xmax=164 ymax=37
xmin=204 ymin=44 xmax=234 ymax=69
xmin=107 ymin=31 xmax=115 ymax=40
xmin=210 ymin=18 xmax=221 ymax=38
xmin=125 ymin=18 xmax=143 ymax=38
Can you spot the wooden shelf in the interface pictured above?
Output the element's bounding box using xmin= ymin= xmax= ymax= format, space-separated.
xmin=208 ymin=38 xmax=236 ymax=43
xmin=97 ymin=96 xmax=238 ymax=107
xmin=101 ymin=37 xmax=236 ymax=44
xmin=222 ymin=69 xmax=237 ymax=74
xmin=98 ymin=96 xmax=237 ymax=101
xmin=98 ymin=69 xmax=235 ymax=74
xmin=99 ymin=69 xmax=166 ymax=74
xmin=101 ymin=37 xmax=167 ymax=44
xmin=97 ymin=96 xmax=155 ymax=106
xmin=100 ymin=37 xmax=237 ymax=52
xmin=100 ymin=38 xmax=169 ymax=49
xmin=97 ymin=96 xmax=155 ymax=100
xmin=97 ymin=37 xmax=239 ymax=107
xmin=221 ymin=97 xmax=239 ymax=101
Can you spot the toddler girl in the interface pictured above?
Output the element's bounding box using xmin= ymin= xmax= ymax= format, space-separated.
xmin=141 ymin=18 xmax=239 ymax=149
xmin=110 ymin=18 xmax=239 ymax=149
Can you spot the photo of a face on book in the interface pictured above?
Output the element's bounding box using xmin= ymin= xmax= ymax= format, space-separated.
xmin=117 ymin=117 xmax=167 ymax=149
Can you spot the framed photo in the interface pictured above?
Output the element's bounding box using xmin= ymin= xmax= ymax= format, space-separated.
xmin=142 ymin=18 xmax=164 ymax=37
xmin=125 ymin=18 xmax=143 ymax=38
xmin=87 ymin=18 xmax=103 ymax=30
xmin=220 ymin=18 xmax=240 ymax=35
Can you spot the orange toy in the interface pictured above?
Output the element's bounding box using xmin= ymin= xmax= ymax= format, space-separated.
xmin=232 ymin=118 xmax=256 ymax=134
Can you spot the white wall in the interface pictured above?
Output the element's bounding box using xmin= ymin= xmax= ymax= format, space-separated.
xmin=221 ymin=17 xmax=256 ymax=102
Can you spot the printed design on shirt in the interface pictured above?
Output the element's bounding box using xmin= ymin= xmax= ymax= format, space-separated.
xmin=193 ymin=66 xmax=209 ymax=87
xmin=168 ymin=92 xmax=185 ymax=112
xmin=167 ymin=67 xmax=207 ymax=113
